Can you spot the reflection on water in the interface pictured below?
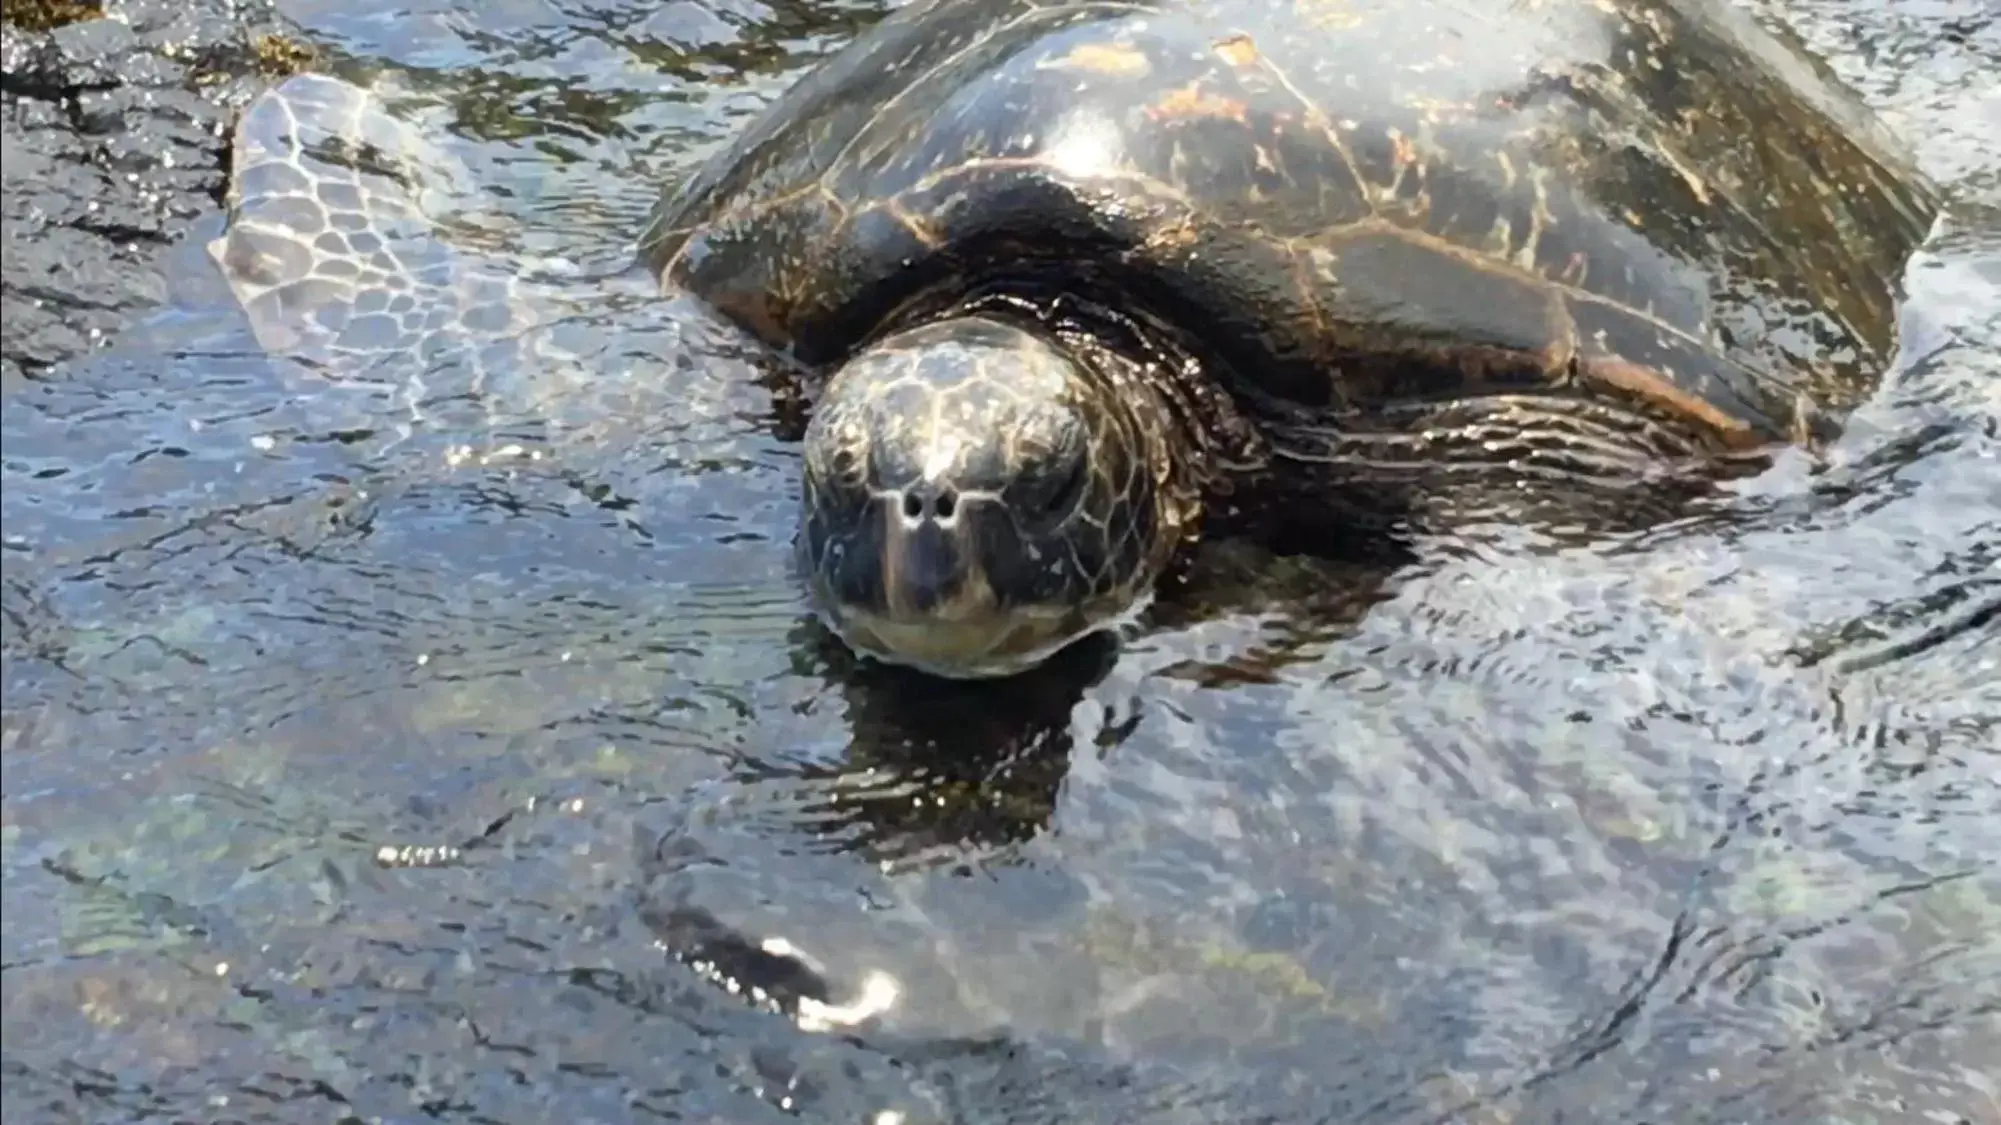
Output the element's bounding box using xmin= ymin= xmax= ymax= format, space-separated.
xmin=4 ymin=1 xmax=1997 ymax=1122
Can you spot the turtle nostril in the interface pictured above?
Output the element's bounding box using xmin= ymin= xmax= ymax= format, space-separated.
xmin=898 ymin=486 xmax=959 ymax=521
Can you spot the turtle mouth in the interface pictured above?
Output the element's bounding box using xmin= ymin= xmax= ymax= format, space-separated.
xmin=803 ymin=517 xmax=1096 ymax=679
xmin=820 ymin=601 xmax=1092 ymax=680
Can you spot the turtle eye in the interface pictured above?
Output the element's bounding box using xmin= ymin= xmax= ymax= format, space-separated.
xmin=1027 ymin=450 xmax=1089 ymax=520
xmin=806 ymin=451 xmax=869 ymax=518
xmin=827 ymin=447 xmax=862 ymax=487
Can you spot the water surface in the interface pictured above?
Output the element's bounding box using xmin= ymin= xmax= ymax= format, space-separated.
xmin=3 ymin=1 xmax=1997 ymax=1122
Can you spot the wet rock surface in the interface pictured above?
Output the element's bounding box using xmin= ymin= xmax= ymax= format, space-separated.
xmin=0 ymin=0 xmax=310 ymax=383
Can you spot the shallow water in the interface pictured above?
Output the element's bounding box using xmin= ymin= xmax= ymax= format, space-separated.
xmin=3 ymin=1 xmax=1996 ymax=1122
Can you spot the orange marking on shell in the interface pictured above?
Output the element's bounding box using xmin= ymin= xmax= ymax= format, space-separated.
xmin=1147 ymin=82 xmax=1249 ymax=123
xmin=1144 ymin=213 xmax=1203 ymax=251
xmin=1213 ymin=34 xmax=1259 ymax=67
xmin=1041 ymin=41 xmax=1153 ymax=77
xmin=1389 ymin=129 xmax=1419 ymax=169
xmin=1584 ymin=355 xmax=1762 ymax=448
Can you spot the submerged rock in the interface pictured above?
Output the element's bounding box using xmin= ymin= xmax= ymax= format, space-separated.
xmin=0 ymin=0 xmax=311 ymax=383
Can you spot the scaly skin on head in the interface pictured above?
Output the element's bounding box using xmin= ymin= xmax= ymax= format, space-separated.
xmin=797 ymin=314 xmax=1191 ymax=678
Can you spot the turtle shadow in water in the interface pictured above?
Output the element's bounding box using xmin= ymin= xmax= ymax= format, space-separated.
xmin=781 ymin=537 xmax=1399 ymax=867
xmin=623 ymin=640 xmax=1123 ymax=1036
xmin=784 ymin=627 xmax=1124 ymax=866
xmin=629 ymin=543 xmax=1399 ymax=1076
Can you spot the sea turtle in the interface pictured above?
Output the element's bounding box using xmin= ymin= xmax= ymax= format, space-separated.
xmin=210 ymin=0 xmax=1941 ymax=681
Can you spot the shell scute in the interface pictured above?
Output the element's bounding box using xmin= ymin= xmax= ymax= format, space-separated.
xmin=645 ymin=0 xmax=1941 ymax=454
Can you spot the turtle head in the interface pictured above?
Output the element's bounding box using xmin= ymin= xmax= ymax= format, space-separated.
xmin=798 ymin=314 xmax=1177 ymax=678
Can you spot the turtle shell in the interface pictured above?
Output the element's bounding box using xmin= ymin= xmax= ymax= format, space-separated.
xmin=641 ymin=0 xmax=1940 ymax=457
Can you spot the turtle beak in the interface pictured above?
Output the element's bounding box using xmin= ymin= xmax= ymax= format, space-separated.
xmin=879 ymin=493 xmax=991 ymax=621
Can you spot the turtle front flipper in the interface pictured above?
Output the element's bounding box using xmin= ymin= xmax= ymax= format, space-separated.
xmin=209 ymin=73 xmax=564 ymax=438
xmin=210 ymin=73 xmax=789 ymax=466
